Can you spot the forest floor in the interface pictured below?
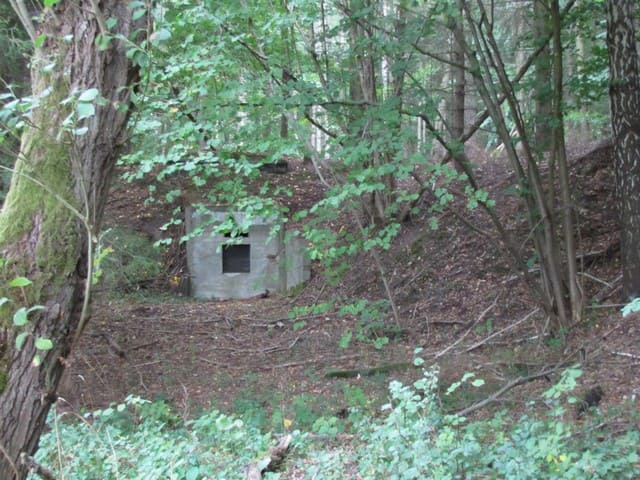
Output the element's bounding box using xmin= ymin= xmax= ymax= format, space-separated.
xmin=60 ymin=139 xmax=640 ymax=431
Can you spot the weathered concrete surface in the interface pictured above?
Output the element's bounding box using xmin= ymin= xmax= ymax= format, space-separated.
xmin=186 ymin=207 xmax=310 ymax=299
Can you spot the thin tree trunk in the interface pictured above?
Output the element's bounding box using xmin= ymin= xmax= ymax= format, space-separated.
xmin=534 ymin=0 xmax=553 ymax=152
xmin=0 ymin=3 xmax=140 ymax=478
xmin=551 ymin=0 xmax=583 ymax=322
xmin=450 ymin=0 xmax=467 ymax=173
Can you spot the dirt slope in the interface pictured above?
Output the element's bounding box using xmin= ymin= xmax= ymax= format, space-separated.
xmin=59 ymin=141 xmax=639 ymax=424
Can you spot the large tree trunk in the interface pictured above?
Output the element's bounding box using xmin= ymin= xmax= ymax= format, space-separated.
xmin=0 ymin=2 xmax=140 ymax=478
xmin=606 ymin=0 xmax=640 ymax=299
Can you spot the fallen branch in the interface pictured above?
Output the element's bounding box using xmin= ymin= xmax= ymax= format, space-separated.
xmin=433 ymin=295 xmax=500 ymax=359
xmin=465 ymin=308 xmax=540 ymax=353
xmin=454 ymin=365 xmax=561 ymax=417
xmin=324 ymin=362 xmax=414 ymax=378
xmin=244 ymin=434 xmax=292 ymax=479
xmin=607 ymin=350 xmax=640 ymax=361
xmin=262 ymin=354 xmax=362 ymax=370
xmin=20 ymin=453 xmax=58 ymax=480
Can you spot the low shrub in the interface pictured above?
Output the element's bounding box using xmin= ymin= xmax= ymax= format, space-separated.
xmin=33 ymin=367 xmax=640 ymax=479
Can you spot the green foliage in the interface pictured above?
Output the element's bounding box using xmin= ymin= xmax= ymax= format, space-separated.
xmin=94 ymin=227 xmax=163 ymax=292
xmin=622 ymin=297 xmax=640 ymax=317
xmin=32 ymin=367 xmax=640 ymax=479
xmin=0 ymin=272 xmax=48 ymax=369
xmin=305 ymin=367 xmax=640 ymax=479
xmin=33 ymin=395 xmax=274 ymax=480
xmin=336 ymin=299 xmax=399 ymax=349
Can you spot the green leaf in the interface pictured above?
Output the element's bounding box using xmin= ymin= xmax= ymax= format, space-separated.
xmin=76 ymin=102 xmax=95 ymax=119
xmin=44 ymin=0 xmax=61 ymax=7
xmin=35 ymin=34 xmax=47 ymax=48
xmin=471 ymin=379 xmax=485 ymax=387
xmin=78 ymin=88 xmax=99 ymax=102
xmin=32 ymin=354 xmax=41 ymax=367
xmin=95 ymin=34 xmax=111 ymax=51
xmin=106 ymin=17 xmax=118 ymax=30
xmin=8 ymin=277 xmax=32 ymax=287
xmin=150 ymin=28 xmax=171 ymax=43
xmin=15 ymin=332 xmax=28 ymax=350
xmin=292 ymin=321 xmax=306 ymax=330
xmin=35 ymin=338 xmax=53 ymax=351
xmin=132 ymin=9 xmax=146 ymax=20
xmin=13 ymin=307 xmax=28 ymax=326
xmin=339 ymin=329 xmax=352 ymax=349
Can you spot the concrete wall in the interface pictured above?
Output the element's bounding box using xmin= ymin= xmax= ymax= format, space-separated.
xmin=186 ymin=207 xmax=310 ymax=299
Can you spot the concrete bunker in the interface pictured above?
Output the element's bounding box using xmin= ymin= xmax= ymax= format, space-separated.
xmin=185 ymin=206 xmax=310 ymax=299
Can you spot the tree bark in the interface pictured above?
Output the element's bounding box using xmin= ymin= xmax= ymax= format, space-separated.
xmin=606 ymin=0 xmax=640 ymax=299
xmin=551 ymin=0 xmax=582 ymax=322
xmin=449 ymin=0 xmax=466 ymax=173
xmin=534 ymin=0 xmax=553 ymax=152
xmin=0 ymin=2 xmax=140 ymax=478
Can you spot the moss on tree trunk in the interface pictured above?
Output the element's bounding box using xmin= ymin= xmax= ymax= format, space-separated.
xmin=0 ymin=2 xmax=141 ymax=478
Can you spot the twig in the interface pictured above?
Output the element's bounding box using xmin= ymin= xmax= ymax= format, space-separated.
xmin=100 ymin=333 xmax=126 ymax=358
xmin=129 ymin=340 xmax=159 ymax=351
xmin=433 ymin=295 xmax=500 ymax=359
xmin=20 ymin=453 xmax=58 ymax=480
xmin=263 ymin=354 xmax=362 ymax=370
xmin=288 ymin=336 xmax=301 ymax=349
xmin=454 ymin=365 xmax=561 ymax=417
xmin=465 ymin=308 xmax=540 ymax=352
xmin=0 ymin=441 xmax=19 ymax=480
xmin=8 ymin=0 xmax=37 ymax=44
xmin=88 ymin=0 xmax=108 ymax=36
xmin=607 ymin=350 xmax=640 ymax=361
xmin=133 ymin=360 xmax=162 ymax=368
xmin=428 ymin=319 xmax=468 ymax=326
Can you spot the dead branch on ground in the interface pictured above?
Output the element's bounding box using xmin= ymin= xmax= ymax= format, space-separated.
xmin=244 ymin=434 xmax=292 ymax=480
xmin=433 ymin=295 xmax=500 ymax=359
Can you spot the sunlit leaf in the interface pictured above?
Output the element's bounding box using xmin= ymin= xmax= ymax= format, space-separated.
xmin=8 ymin=277 xmax=32 ymax=287
xmin=150 ymin=28 xmax=171 ymax=43
xmin=78 ymin=88 xmax=99 ymax=103
xmin=32 ymin=355 xmax=41 ymax=367
xmin=35 ymin=338 xmax=53 ymax=351
xmin=13 ymin=307 xmax=28 ymax=326
xmin=76 ymin=102 xmax=95 ymax=119
xmin=35 ymin=34 xmax=47 ymax=48
xmin=15 ymin=332 xmax=28 ymax=350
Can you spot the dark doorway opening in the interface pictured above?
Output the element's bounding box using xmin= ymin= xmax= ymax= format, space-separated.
xmin=222 ymin=244 xmax=250 ymax=273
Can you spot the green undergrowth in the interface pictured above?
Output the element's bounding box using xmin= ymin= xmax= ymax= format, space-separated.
xmin=33 ymin=365 xmax=640 ymax=480
xmin=229 ymin=377 xmax=374 ymax=433
xmin=93 ymin=227 xmax=163 ymax=293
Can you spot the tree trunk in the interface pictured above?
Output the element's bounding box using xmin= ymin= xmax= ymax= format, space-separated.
xmin=606 ymin=0 xmax=640 ymax=299
xmin=449 ymin=0 xmax=466 ymax=173
xmin=0 ymin=2 xmax=140 ymax=478
xmin=534 ymin=0 xmax=553 ymax=152
xmin=551 ymin=0 xmax=582 ymax=322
